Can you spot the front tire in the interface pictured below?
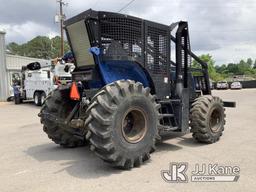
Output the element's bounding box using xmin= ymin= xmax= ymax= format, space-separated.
xmin=40 ymin=87 xmax=86 ymax=147
xmin=85 ymin=80 xmax=159 ymax=169
xmin=34 ymin=92 xmax=41 ymax=106
xmin=40 ymin=92 xmax=46 ymax=105
xmin=190 ymin=95 xmax=226 ymax=143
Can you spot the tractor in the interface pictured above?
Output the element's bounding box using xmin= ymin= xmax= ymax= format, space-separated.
xmin=39 ymin=9 xmax=235 ymax=169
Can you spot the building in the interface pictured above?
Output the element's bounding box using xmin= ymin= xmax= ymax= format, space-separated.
xmin=0 ymin=31 xmax=8 ymax=101
xmin=0 ymin=31 xmax=50 ymax=101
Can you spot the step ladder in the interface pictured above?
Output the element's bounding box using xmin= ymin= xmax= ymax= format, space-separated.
xmin=158 ymin=99 xmax=180 ymax=132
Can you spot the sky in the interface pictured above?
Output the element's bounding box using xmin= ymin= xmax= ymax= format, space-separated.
xmin=0 ymin=0 xmax=256 ymax=65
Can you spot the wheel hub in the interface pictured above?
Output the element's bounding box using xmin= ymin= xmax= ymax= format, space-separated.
xmin=121 ymin=107 xmax=147 ymax=144
xmin=41 ymin=95 xmax=45 ymax=105
xmin=35 ymin=95 xmax=38 ymax=104
xmin=209 ymin=108 xmax=222 ymax=133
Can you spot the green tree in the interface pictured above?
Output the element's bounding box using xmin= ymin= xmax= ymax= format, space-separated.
xmin=215 ymin=64 xmax=227 ymax=74
xmin=6 ymin=42 xmax=20 ymax=54
xmin=25 ymin=36 xmax=52 ymax=59
xmin=7 ymin=36 xmax=70 ymax=59
xmin=192 ymin=54 xmax=223 ymax=81
xmin=226 ymin=63 xmax=238 ymax=74
xmin=237 ymin=59 xmax=253 ymax=75
xmin=50 ymin=36 xmax=70 ymax=58
xmin=246 ymin=58 xmax=253 ymax=67
xmin=253 ymin=59 xmax=256 ymax=69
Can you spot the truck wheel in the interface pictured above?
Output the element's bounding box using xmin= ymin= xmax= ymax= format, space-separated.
xmin=85 ymin=80 xmax=159 ymax=169
xmin=34 ymin=92 xmax=41 ymax=106
xmin=190 ymin=95 xmax=226 ymax=143
xmin=40 ymin=92 xmax=46 ymax=106
xmin=40 ymin=87 xmax=86 ymax=147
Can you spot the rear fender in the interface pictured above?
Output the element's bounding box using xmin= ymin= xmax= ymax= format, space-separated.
xmin=98 ymin=60 xmax=153 ymax=91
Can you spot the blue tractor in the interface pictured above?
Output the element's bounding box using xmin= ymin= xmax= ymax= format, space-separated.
xmin=39 ymin=10 xmax=235 ymax=169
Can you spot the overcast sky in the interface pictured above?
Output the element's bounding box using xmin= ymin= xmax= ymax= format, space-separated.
xmin=0 ymin=0 xmax=256 ymax=64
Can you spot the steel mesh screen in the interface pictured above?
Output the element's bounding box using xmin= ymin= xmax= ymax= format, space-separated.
xmin=97 ymin=13 xmax=171 ymax=98
xmin=181 ymin=36 xmax=192 ymax=68
xmin=146 ymin=26 xmax=169 ymax=75
xmin=145 ymin=24 xmax=170 ymax=97
xmin=100 ymin=17 xmax=143 ymax=63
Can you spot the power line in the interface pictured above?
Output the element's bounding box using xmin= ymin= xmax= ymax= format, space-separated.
xmin=118 ymin=0 xmax=136 ymax=13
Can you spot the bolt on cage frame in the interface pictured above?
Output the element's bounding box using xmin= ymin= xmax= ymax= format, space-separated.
xmin=64 ymin=9 xmax=211 ymax=99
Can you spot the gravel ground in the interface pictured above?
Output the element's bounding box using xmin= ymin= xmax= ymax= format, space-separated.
xmin=0 ymin=89 xmax=255 ymax=192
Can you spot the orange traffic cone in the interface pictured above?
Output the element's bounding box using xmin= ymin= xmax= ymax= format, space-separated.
xmin=70 ymin=82 xmax=80 ymax=100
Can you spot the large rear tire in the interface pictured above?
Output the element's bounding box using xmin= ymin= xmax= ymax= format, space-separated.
xmin=190 ymin=95 xmax=226 ymax=143
xmin=85 ymin=80 xmax=160 ymax=169
xmin=40 ymin=87 xmax=86 ymax=147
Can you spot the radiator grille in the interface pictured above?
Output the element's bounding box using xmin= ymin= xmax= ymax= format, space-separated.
xmin=66 ymin=20 xmax=94 ymax=67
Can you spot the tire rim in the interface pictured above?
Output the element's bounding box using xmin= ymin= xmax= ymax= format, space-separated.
xmin=41 ymin=95 xmax=45 ymax=105
xmin=209 ymin=107 xmax=222 ymax=133
xmin=34 ymin=95 xmax=38 ymax=104
xmin=121 ymin=107 xmax=147 ymax=144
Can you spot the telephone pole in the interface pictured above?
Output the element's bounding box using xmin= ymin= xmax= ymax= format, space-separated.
xmin=57 ymin=0 xmax=67 ymax=57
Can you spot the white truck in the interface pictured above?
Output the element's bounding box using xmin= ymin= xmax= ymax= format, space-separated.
xmin=14 ymin=61 xmax=74 ymax=106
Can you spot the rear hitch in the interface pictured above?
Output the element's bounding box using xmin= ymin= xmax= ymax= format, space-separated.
xmin=223 ymin=101 xmax=236 ymax=108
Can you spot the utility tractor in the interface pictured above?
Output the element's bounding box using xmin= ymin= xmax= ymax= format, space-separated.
xmin=39 ymin=9 xmax=235 ymax=169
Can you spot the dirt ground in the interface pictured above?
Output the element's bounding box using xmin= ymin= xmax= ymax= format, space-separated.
xmin=0 ymin=89 xmax=255 ymax=192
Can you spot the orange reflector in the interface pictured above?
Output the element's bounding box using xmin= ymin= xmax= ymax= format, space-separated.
xmin=70 ymin=82 xmax=80 ymax=100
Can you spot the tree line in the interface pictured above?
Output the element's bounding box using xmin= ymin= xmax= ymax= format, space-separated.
xmin=192 ymin=54 xmax=256 ymax=81
xmin=7 ymin=36 xmax=70 ymax=59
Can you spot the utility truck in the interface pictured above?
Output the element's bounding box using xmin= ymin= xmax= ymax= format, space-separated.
xmin=14 ymin=61 xmax=74 ymax=106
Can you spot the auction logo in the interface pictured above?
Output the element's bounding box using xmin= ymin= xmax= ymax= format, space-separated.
xmin=161 ymin=162 xmax=188 ymax=183
xmin=161 ymin=163 xmax=240 ymax=183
